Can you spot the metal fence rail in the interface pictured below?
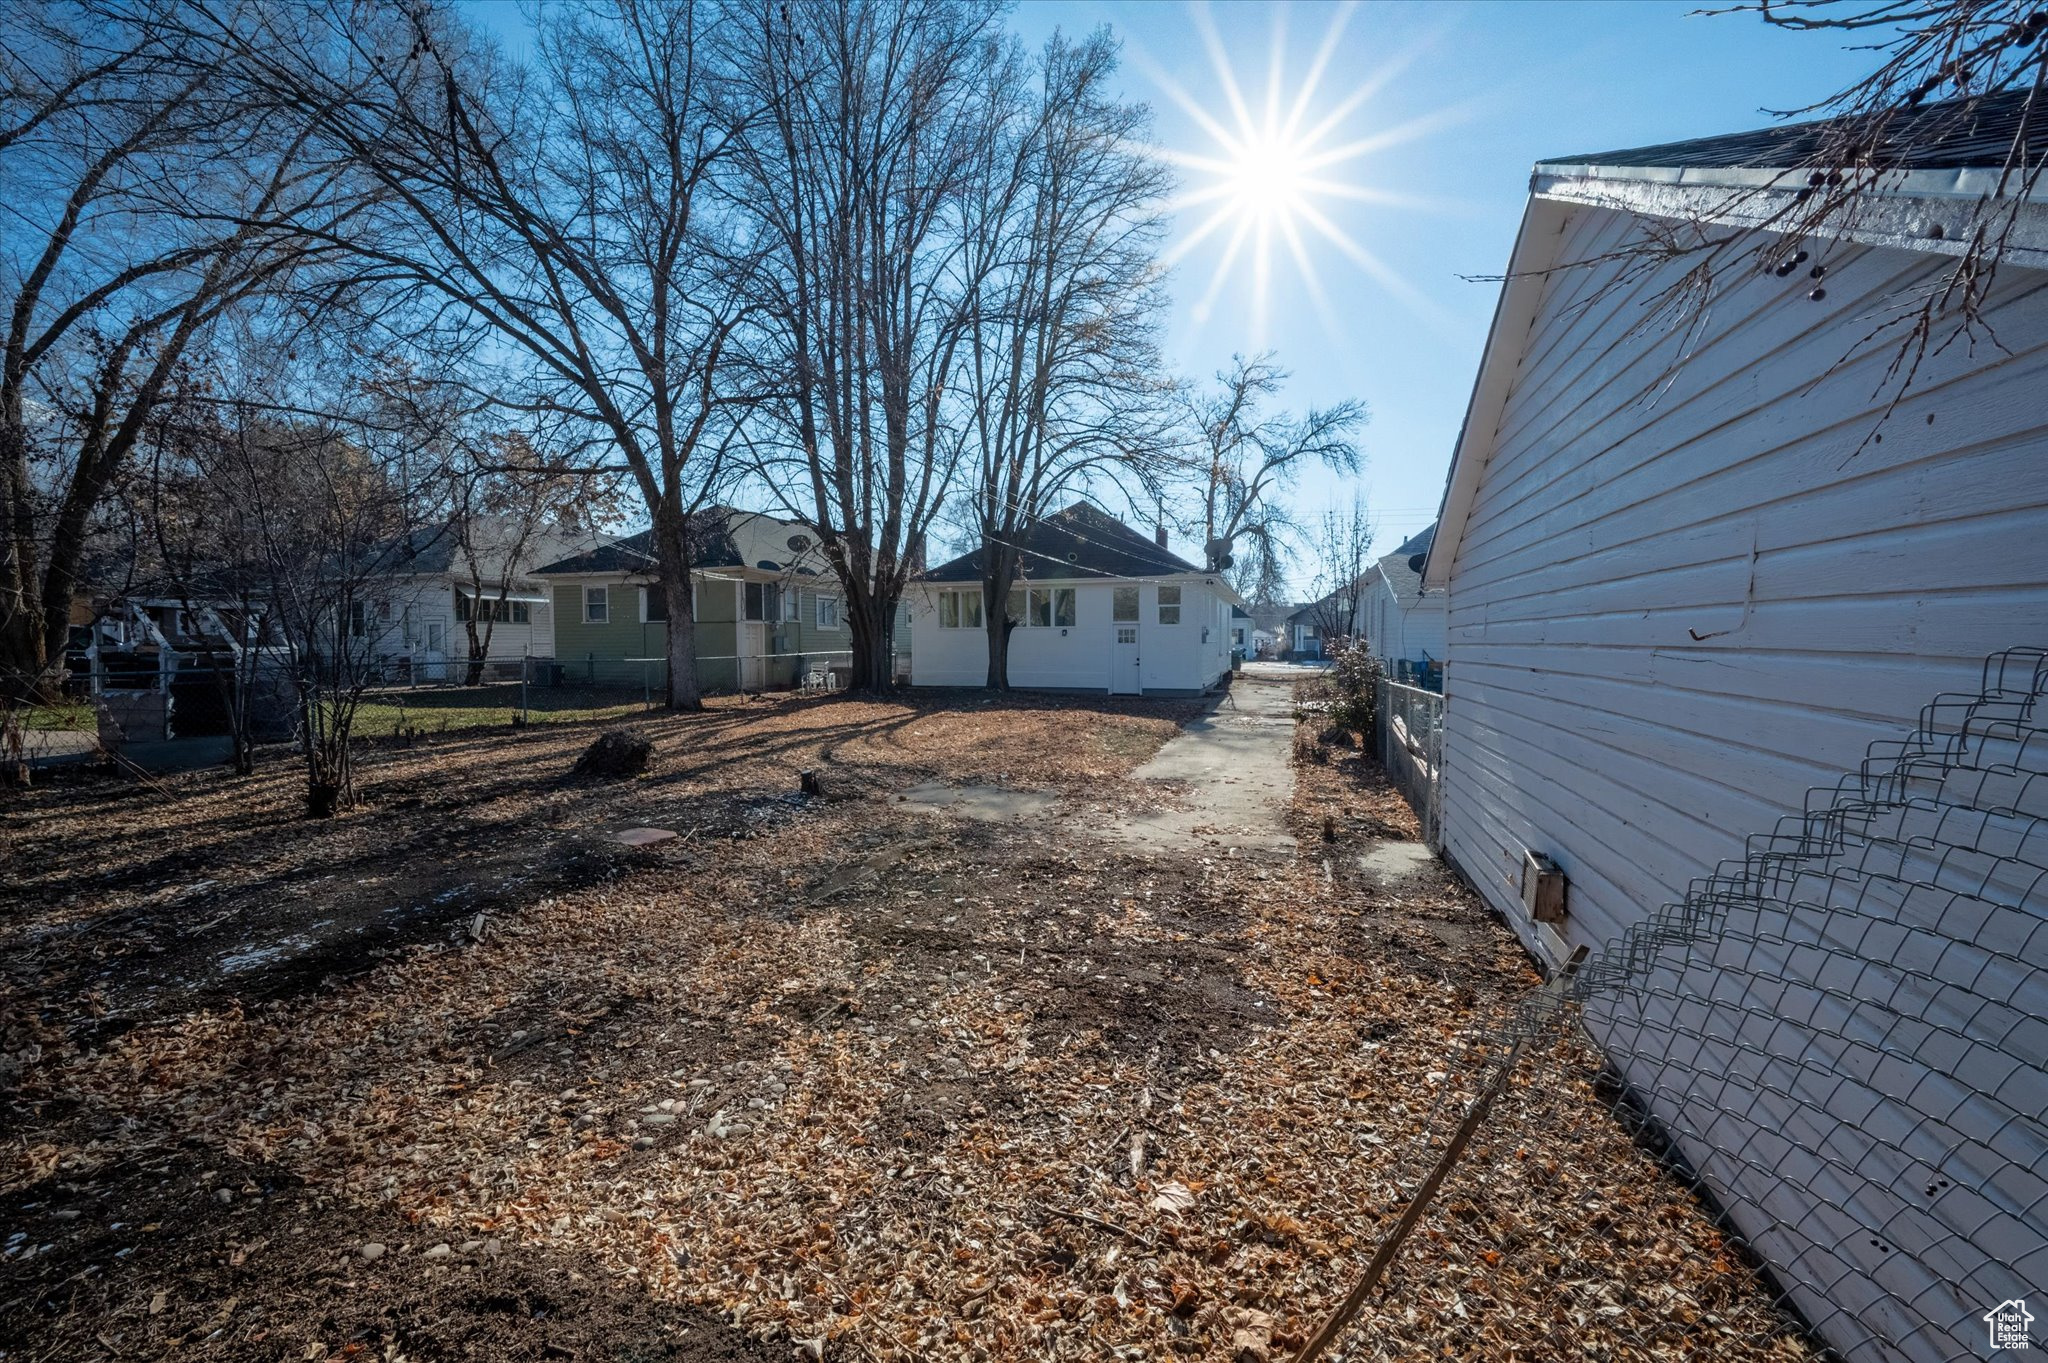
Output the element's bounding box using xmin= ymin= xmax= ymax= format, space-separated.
xmin=1376 ymin=676 xmax=1443 ymax=848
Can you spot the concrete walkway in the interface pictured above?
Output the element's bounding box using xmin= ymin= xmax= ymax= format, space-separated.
xmin=895 ymin=663 xmax=1303 ymax=855
xmin=1103 ymin=662 xmax=1299 ymax=855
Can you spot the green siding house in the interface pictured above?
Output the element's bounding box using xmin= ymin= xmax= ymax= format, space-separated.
xmin=534 ymin=509 xmax=857 ymax=693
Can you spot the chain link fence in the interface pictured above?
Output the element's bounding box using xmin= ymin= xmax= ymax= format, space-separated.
xmin=1314 ymin=648 xmax=2045 ymax=1362
xmin=1376 ymin=677 xmax=1444 ymax=849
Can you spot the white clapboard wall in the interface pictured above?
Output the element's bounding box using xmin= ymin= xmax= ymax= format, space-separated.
xmin=1440 ymin=201 xmax=2048 ymax=961
xmin=1438 ymin=199 xmax=2048 ymax=1362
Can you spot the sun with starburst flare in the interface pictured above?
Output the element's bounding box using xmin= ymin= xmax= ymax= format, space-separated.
xmin=1143 ymin=3 xmax=1466 ymax=344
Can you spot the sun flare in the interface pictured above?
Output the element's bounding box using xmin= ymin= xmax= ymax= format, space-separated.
xmin=1227 ymin=132 xmax=1311 ymax=221
xmin=1142 ymin=2 xmax=1466 ymax=344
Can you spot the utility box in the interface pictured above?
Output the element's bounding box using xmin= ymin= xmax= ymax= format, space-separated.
xmin=1521 ymin=851 xmax=1568 ymax=924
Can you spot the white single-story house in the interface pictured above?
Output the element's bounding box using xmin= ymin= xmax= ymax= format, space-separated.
xmin=1281 ymin=604 xmax=1325 ymax=659
xmin=1362 ymin=524 xmax=1444 ymax=687
xmin=1227 ymin=607 xmax=1273 ymax=658
xmin=1428 ymin=91 xmax=2047 ymax=1363
xmin=349 ymin=517 xmax=578 ymax=677
xmin=908 ymin=502 xmax=1239 ymax=695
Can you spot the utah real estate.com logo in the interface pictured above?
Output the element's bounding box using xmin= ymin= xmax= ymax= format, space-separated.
xmin=1986 ymin=1299 xmax=2034 ymax=1352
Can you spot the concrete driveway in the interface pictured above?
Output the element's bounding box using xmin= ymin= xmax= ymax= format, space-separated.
xmin=1105 ymin=662 xmax=1299 ymax=855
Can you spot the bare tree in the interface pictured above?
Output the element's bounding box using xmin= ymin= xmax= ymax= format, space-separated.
xmin=0 ymin=0 xmax=365 ymax=733
xmin=728 ymin=0 xmax=1008 ymax=691
xmin=1303 ymin=495 xmax=1374 ymax=651
xmin=958 ymin=28 xmax=1175 ymax=690
xmin=447 ymin=433 xmax=610 ymax=687
xmin=212 ymin=0 xmax=751 ymax=709
xmin=1184 ymin=354 xmax=1366 ymax=594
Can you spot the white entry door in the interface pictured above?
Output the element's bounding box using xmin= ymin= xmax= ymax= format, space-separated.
xmin=740 ymin=621 xmax=767 ymax=690
xmin=1111 ymin=625 xmax=1140 ymax=694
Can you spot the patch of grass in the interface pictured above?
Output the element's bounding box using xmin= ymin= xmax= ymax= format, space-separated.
xmin=18 ymin=699 xmax=96 ymax=732
xmin=351 ymin=685 xmax=655 ymax=737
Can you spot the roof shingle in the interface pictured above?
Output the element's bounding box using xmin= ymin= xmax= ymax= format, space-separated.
xmin=922 ymin=503 xmax=1202 ymax=582
xmin=1542 ymin=88 xmax=2045 ymax=174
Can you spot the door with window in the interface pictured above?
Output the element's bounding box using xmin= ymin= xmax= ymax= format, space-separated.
xmin=1112 ymin=625 xmax=1141 ymax=694
xmin=1111 ymin=585 xmax=1141 ymax=693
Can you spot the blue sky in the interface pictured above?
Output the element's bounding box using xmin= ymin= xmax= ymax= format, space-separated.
xmin=467 ymin=0 xmax=1886 ymax=592
xmin=1005 ymin=0 xmax=1886 ymax=585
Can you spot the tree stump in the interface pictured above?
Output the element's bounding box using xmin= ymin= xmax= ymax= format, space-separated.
xmin=571 ymin=730 xmax=653 ymax=779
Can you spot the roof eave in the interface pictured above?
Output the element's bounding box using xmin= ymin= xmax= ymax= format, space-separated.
xmin=1423 ymin=195 xmax=1573 ymax=591
xmin=1531 ymin=165 xmax=2048 ymax=268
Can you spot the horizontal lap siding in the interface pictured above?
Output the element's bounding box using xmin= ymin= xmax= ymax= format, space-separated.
xmin=1444 ymin=208 xmax=2048 ymax=960
xmin=1446 ymin=204 xmax=2048 ymax=1363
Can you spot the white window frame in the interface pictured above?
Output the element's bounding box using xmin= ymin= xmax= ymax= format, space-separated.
xmin=583 ymin=585 xmax=609 ymax=624
xmin=1112 ymin=585 xmax=1139 ymax=623
xmin=937 ymin=588 xmax=982 ymax=629
xmin=816 ymin=594 xmax=841 ymax=630
xmin=1157 ymin=584 xmax=1182 ymax=625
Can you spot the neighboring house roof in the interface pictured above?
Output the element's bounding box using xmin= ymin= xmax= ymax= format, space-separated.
xmin=1375 ymin=523 xmax=1439 ymax=604
xmin=921 ymin=502 xmax=1205 ymax=583
xmin=533 ymin=507 xmax=825 ymax=578
xmin=1543 ymin=88 xmax=2044 ymax=176
xmin=377 ymin=515 xmax=584 ymax=582
xmin=1423 ymin=90 xmax=2047 ymax=591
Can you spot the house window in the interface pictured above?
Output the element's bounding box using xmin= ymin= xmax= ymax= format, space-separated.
xmin=1112 ymin=586 xmax=1138 ymax=623
xmin=744 ymin=581 xmax=782 ymax=622
xmin=1052 ymin=588 xmax=1075 ymax=628
xmin=458 ymin=592 xmax=528 ymax=625
xmin=817 ymin=595 xmax=841 ymax=630
xmin=1027 ymin=589 xmax=1052 ymax=628
xmin=512 ymin=601 xmax=530 ymax=625
xmin=937 ymin=589 xmax=982 ymax=628
xmin=641 ymin=586 xmax=667 ymax=623
xmin=583 ymin=586 xmax=609 ymax=624
xmin=784 ymin=587 xmax=800 ymax=623
xmin=1007 ymin=588 xmax=1026 ymax=624
xmin=1157 ymin=585 xmax=1181 ymax=625
xmin=347 ymin=600 xmax=367 ymax=638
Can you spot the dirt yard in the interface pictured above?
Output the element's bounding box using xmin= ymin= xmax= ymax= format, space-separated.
xmin=1 ymin=685 xmax=1813 ymax=1361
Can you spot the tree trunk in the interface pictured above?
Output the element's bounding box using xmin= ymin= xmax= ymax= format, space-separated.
xmin=650 ymin=503 xmax=700 ymax=711
xmin=982 ymin=551 xmax=1018 ymax=690
xmin=844 ymin=591 xmax=896 ymax=693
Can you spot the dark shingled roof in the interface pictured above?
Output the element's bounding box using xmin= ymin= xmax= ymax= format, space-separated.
xmin=923 ymin=502 xmax=1202 ymax=582
xmin=1542 ymin=88 xmax=2045 ymax=174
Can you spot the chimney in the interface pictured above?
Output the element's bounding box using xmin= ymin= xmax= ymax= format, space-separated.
xmin=1154 ymin=524 xmax=1168 ymax=549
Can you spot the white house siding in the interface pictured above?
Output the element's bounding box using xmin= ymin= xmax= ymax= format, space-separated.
xmin=1442 ymin=205 xmax=2048 ymax=963
xmin=360 ymin=580 xmax=553 ymax=667
xmin=1366 ymin=577 xmax=1446 ymax=669
xmin=908 ymin=579 xmax=1232 ymax=693
xmin=1440 ymin=203 xmax=2048 ymax=1363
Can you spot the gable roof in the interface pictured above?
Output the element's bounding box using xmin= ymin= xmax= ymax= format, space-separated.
xmin=533 ymin=507 xmax=824 ymax=578
xmin=922 ymin=502 xmax=1205 ymax=583
xmin=1375 ymin=523 xmax=1438 ymax=604
xmin=1423 ymin=90 xmax=2048 ymax=591
xmin=379 ymin=516 xmax=584 ymax=580
xmin=1542 ymin=88 xmax=2045 ymax=177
